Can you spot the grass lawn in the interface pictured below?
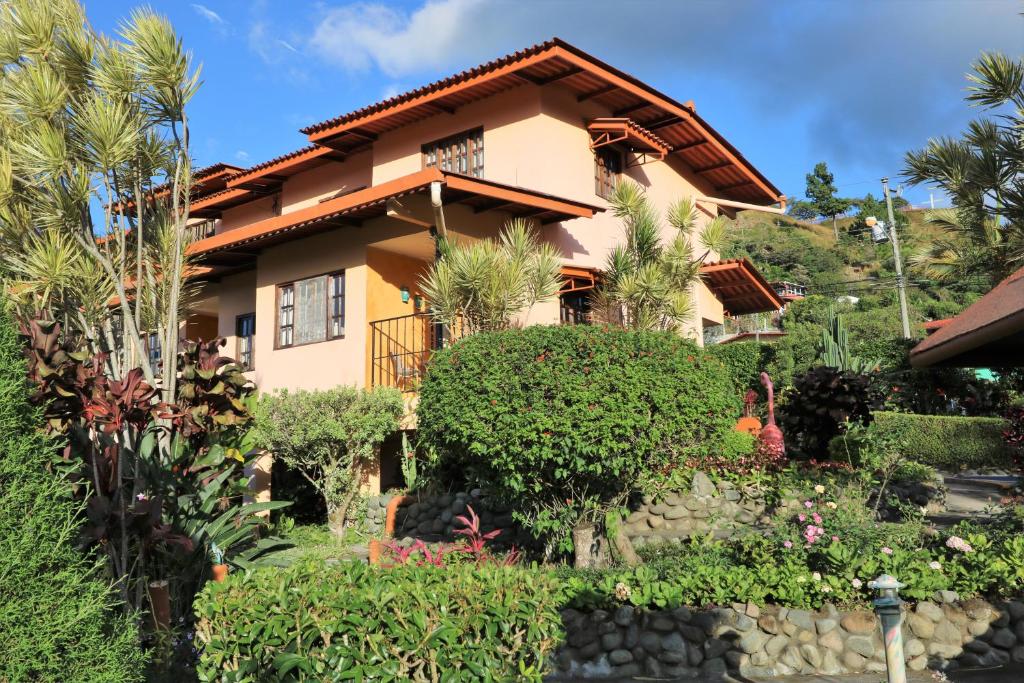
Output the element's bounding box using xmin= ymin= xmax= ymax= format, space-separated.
xmin=276 ymin=524 xmax=368 ymax=565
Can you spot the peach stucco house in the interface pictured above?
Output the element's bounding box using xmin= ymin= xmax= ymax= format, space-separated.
xmin=180 ymin=39 xmax=786 ymax=490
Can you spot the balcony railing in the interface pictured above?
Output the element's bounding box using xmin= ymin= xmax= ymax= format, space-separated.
xmin=188 ymin=219 xmax=216 ymax=242
xmin=369 ymin=312 xmax=465 ymax=391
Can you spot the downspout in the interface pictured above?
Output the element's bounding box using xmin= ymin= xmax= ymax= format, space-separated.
xmin=430 ymin=181 xmax=447 ymax=241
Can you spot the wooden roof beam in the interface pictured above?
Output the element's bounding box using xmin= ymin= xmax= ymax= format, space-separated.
xmin=613 ymin=101 xmax=651 ymax=117
xmin=644 ymin=115 xmax=684 ymax=130
xmin=716 ymin=179 xmax=756 ymax=191
xmin=693 ymin=160 xmax=734 ymax=174
xmin=577 ymin=84 xmax=618 ymax=102
xmin=515 ymin=66 xmax=583 ymax=86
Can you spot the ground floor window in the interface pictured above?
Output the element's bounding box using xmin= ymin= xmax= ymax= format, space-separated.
xmin=146 ymin=331 xmax=162 ymax=376
xmin=560 ymin=291 xmax=592 ymax=325
xmin=236 ymin=313 xmax=255 ymax=369
xmin=276 ymin=271 xmax=345 ymax=348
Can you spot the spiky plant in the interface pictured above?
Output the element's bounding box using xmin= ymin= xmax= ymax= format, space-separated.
xmin=0 ymin=0 xmax=201 ymax=401
xmin=903 ymin=51 xmax=1024 ymax=285
xmin=420 ymin=218 xmax=562 ymax=334
xmin=592 ymin=179 xmax=729 ymax=333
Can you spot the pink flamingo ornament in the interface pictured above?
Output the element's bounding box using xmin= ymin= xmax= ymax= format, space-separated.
xmin=759 ymin=372 xmax=785 ymax=454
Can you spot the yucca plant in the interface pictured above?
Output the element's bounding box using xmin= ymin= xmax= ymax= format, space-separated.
xmin=419 ymin=217 xmax=562 ymax=334
xmin=592 ymin=179 xmax=729 ymax=333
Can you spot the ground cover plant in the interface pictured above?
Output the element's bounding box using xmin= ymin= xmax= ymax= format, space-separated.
xmin=417 ymin=324 xmax=740 ymax=566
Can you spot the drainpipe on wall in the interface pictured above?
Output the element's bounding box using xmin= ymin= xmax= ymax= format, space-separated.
xmin=430 ymin=181 xmax=447 ymax=240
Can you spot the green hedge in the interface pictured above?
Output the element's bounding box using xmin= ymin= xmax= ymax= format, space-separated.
xmin=194 ymin=561 xmax=564 ymax=682
xmin=874 ymin=411 xmax=1012 ymax=469
xmin=0 ymin=309 xmax=144 ymax=682
xmin=417 ymin=326 xmax=740 ymax=547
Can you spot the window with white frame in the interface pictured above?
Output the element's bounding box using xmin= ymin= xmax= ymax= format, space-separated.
xmin=235 ymin=313 xmax=255 ymax=369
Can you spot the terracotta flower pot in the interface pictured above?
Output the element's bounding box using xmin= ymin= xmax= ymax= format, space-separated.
xmin=148 ymin=579 xmax=171 ymax=631
xmin=368 ymin=539 xmax=382 ymax=565
xmin=212 ymin=563 xmax=229 ymax=582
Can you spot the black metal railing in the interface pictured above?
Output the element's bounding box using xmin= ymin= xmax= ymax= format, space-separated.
xmin=188 ymin=219 xmax=217 ymax=242
xmin=369 ymin=312 xmax=464 ymax=391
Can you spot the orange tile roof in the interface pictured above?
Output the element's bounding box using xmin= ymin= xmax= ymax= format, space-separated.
xmin=700 ymin=258 xmax=785 ymax=315
xmin=299 ymin=37 xmax=781 ymax=205
xmin=911 ymin=265 xmax=1024 ymax=367
xmin=226 ymin=144 xmax=348 ymax=190
xmin=190 ymin=168 xmax=602 ymax=261
xmin=587 ymin=118 xmax=670 ymax=157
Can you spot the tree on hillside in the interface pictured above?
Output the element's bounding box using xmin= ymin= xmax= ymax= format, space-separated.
xmin=592 ymin=179 xmax=728 ymax=333
xmin=804 ymin=162 xmax=852 ymax=239
xmin=903 ymin=51 xmax=1024 ymax=285
xmin=848 ymin=193 xmax=910 ymax=238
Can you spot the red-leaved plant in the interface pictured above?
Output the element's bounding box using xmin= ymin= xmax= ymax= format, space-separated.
xmin=382 ymin=504 xmax=519 ymax=567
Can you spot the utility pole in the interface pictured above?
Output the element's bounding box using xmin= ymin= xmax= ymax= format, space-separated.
xmin=882 ymin=177 xmax=911 ymax=339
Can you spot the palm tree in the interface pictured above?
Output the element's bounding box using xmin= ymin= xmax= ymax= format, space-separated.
xmin=592 ymin=180 xmax=728 ymax=333
xmin=419 ymin=217 xmax=562 ymax=334
xmin=903 ymin=52 xmax=1024 ymax=284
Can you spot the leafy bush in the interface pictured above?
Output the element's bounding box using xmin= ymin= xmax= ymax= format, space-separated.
xmin=0 ymin=310 xmax=145 ymax=682
xmin=253 ymin=386 xmax=404 ymax=535
xmin=417 ymin=325 xmax=740 ymax=559
xmin=705 ymin=341 xmax=784 ymax=397
xmin=780 ymin=366 xmax=880 ymax=457
xmin=194 ymin=561 xmax=564 ymax=682
xmin=872 ymin=411 xmax=1013 ymax=469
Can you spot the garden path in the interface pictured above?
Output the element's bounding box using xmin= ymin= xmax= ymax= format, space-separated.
xmin=928 ymin=473 xmax=1020 ymax=528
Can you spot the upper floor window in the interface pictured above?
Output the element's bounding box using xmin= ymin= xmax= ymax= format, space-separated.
xmin=595 ymin=148 xmax=622 ymax=199
xmin=276 ymin=271 xmax=345 ymax=349
xmin=422 ymin=128 xmax=484 ymax=178
xmin=236 ymin=313 xmax=255 ymax=370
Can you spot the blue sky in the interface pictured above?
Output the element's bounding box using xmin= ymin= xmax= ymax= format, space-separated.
xmin=86 ymin=0 xmax=1022 ymax=209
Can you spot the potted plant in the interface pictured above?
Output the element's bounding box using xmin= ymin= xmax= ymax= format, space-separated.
xmin=211 ymin=542 xmax=229 ymax=582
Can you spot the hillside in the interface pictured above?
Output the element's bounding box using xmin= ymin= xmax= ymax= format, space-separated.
xmin=722 ymin=206 xmax=983 ymax=326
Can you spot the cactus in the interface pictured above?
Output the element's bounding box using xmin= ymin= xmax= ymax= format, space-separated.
xmin=818 ymin=308 xmax=878 ymax=374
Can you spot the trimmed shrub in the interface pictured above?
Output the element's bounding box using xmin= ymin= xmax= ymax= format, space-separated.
xmin=873 ymin=411 xmax=1013 ymax=469
xmin=705 ymin=341 xmax=785 ymax=396
xmin=417 ymin=325 xmax=740 ymax=552
xmin=194 ymin=561 xmax=564 ymax=681
xmin=0 ymin=309 xmax=144 ymax=682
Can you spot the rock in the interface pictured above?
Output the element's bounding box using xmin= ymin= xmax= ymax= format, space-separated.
xmin=1011 ymin=645 xmax=1024 ymax=663
xmin=687 ymin=642 xmax=704 ymax=667
xmin=612 ymin=662 xmax=642 ymax=677
xmin=907 ymin=612 xmax=935 ymax=639
xmin=797 ymin=629 xmax=816 ymax=644
xmin=608 ymin=648 xmax=633 ymax=665
xmin=963 ymin=639 xmax=990 ymax=654
xmin=650 ymin=616 xmax=675 ymax=633
xmin=818 ymin=629 xmax=843 ymax=653
xmin=821 ymin=649 xmax=842 ymax=675
xmin=624 ymin=623 xmax=639 ymax=649
xmin=672 ymin=606 xmax=692 ymax=623
xmin=1016 ymin=620 xmax=1024 ymax=642
xmin=1006 ymin=601 xmax=1024 ymax=621
xmin=661 ymin=632 xmax=687 ymax=654
xmin=846 ymin=635 xmax=875 ymax=658
xmin=758 ymin=614 xmax=781 ymax=634
xmin=799 ymin=643 xmax=823 ymax=668
xmin=639 ymin=631 xmax=662 ymax=654
xmin=939 ymin=590 xmax=960 ymax=604
xmin=643 ymin=658 xmax=663 ymax=677
xmin=866 ymin=661 xmax=886 ymax=673
xmin=963 ymin=598 xmax=995 ymax=622
xmin=745 ymin=602 xmax=760 ymax=618
xmin=815 ymin=618 xmax=838 ymax=635
xmin=704 ymin=637 xmax=729 ymax=659
xmin=983 ymin=648 xmax=1010 ymax=666
xmin=679 ymin=624 xmax=704 ymax=643
xmin=908 ymin=654 xmax=929 ymax=671
xmin=739 ymin=631 xmax=768 ymax=654
xmin=765 ymin=634 xmax=789 ymax=656
xmin=647 ymin=515 xmax=665 ymax=529
xmin=781 ymin=646 xmax=804 ymax=671
xmin=788 ymin=609 xmax=814 ymax=632
xmin=650 ymin=503 xmax=671 ymax=515
xmin=967 ymin=619 xmax=990 ymax=636
xmin=701 ymin=658 xmax=727 ymax=676
xmin=843 ymin=651 xmax=867 ymax=670
xmin=928 ymin=641 xmax=963 ymax=659
xmin=840 ymin=612 xmax=877 ymax=635
xmin=691 ymin=471 xmax=716 ymax=497
xmin=992 ymin=628 xmax=1017 ymax=650
xmin=935 ymin=619 xmax=963 ymax=645
xmin=613 ymin=606 xmax=634 ymax=626
xmin=664 ymin=506 xmax=689 ymax=521
xmin=905 ymin=638 xmax=925 ymax=657
xmin=567 ymin=623 xmax=597 ymax=648
xmin=440 ymin=509 xmax=453 ymax=523
xmin=659 ymin=650 xmax=687 ymax=665
xmin=734 ymin=613 xmax=755 ymax=632
xmin=917 ymin=601 xmax=944 ymax=623
xmin=725 ymin=651 xmax=747 ymax=669
xmin=782 ymin=621 xmax=798 ymax=636
xmin=600 ymin=632 xmax=623 ymax=650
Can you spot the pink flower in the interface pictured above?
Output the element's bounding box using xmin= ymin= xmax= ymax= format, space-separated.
xmin=136 ymin=493 xmax=147 ymax=501
xmin=798 ymin=514 xmax=807 ymax=522
xmin=783 ymin=541 xmax=793 ymax=549
xmin=881 ymin=547 xmax=893 ymax=555
xmin=831 ymin=535 xmax=839 ymax=542
xmin=945 ymin=536 xmax=973 ymax=553
xmin=852 ymin=578 xmax=863 ymax=589
xmin=812 ymin=513 xmax=822 ymax=524
xmin=804 ymin=501 xmax=813 ymax=508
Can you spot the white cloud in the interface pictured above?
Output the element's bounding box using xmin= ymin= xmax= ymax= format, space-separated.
xmin=234 ymin=150 xmax=250 ymax=162
xmin=191 ymin=4 xmax=225 ymax=25
xmin=309 ymin=0 xmax=485 ymax=77
xmin=249 ymin=21 xmax=302 ymax=64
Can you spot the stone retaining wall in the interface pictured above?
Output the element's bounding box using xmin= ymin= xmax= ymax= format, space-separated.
xmin=552 ymin=596 xmax=1024 ymax=679
xmin=364 ymin=490 xmax=531 ymax=546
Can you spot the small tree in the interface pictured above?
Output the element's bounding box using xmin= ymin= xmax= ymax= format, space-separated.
xmin=804 ymin=162 xmax=852 ymax=240
xmin=253 ymin=387 xmax=404 ymax=536
xmin=419 ymin=218 xmax=561 ymax=334
xmin=593 ymin=180 xmax=728 ymax=333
